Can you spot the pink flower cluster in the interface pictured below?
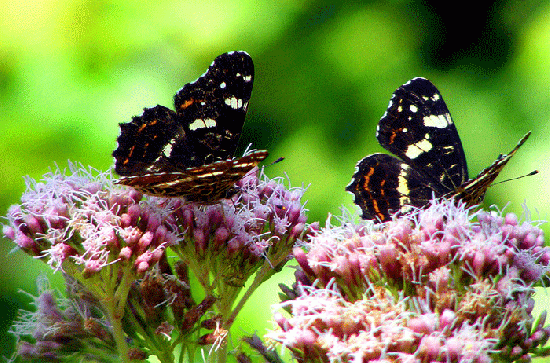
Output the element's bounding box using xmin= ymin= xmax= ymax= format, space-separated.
xmin=3 ymin=164 xmax=175 ymax=276
xmin=3 ymin=163 xmax=309 ymax=362
xmin=270 ymin=200 xmax=550 ymax=362
xmin=165 ymin=168 xmax=308 ymax=288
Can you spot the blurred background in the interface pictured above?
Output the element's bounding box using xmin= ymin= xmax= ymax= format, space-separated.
xmin=1 ymin=0 xmax=549 ymax=359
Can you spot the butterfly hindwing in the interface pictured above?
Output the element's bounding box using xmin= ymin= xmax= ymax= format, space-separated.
xmin=113 ymin=106 xmax=182 ymax=175
xmin=346 ymin=154 xmax=448 ymax=221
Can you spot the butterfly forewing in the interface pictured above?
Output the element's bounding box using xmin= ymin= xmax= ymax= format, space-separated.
xmin=377 ymin=77 xmax=468 ymax=192
xmin=117 ymin=150 xmax=269 ymax=202
xmin=448 ymin=131 xmax=531 ymax=206
xmin=174 ymin=51 xmax=254 ymax=164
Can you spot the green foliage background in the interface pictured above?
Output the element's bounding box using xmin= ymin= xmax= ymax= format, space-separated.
xmin=1 ymin=0 xmax=549 ymax=360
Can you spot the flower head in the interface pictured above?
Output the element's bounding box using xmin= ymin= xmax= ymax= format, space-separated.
xmin=270 ymin=199 xmax=550 ymax=362
xmin=10 ymin=276 xmax=122 ymax=361
xmin=168 ymin=167 xmax=308 ymax=288
xmin=3 ymin=163 xmax=176 ymax=277
xmin=4 ymin=163 xmax=309 ymax=362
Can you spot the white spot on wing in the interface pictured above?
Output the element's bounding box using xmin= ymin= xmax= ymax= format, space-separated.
xmin=162 ymin=142 xmax=174 ymax=157
xmin=189 ymin=118 xmax=217 ymax=131
xmin=405 ymin=138 xmax=433 ymax=159
xmin=410 ymin=104 xmax=418 ymax=113
xmin=197 ymin=170 xmax=224 ymax=178
xmin=220 ymin=82 xmax=226 ymax=88
xmin=397 ymin=167 xmax=411 ymax=207
xmin=423 ymin=113 xmax=452 ymax=128
xmin=225 ymin=97 xmax=243 ymax=109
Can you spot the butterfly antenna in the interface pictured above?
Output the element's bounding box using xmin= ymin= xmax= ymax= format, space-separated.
xmin=270 ymin=157 xmax=285 ymax=166
xmin=491 ymin=170 xmax=539 ymax=186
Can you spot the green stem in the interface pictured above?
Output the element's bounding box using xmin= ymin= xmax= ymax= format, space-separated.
xmin=63 ymin=262 xmax=133 ymax=362
xmin=109 ymin=309 xmax=130 ymax=363
xmin=225 ymin=260 xmax=276 ymax=329
xmin=99 ymin=262 xmax=137 ymax=363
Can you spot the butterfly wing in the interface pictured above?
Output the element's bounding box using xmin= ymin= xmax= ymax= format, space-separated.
xmin=113 ymin=105 xmax=183 ymax=175
xmin=450 ymin=131 xmax=531 ymax=206
xmin=346 ymin=154 xmax=449 ymax=221
xmin=173 ymin=51 xmax=254 ymax=166
xmin=376 ymin=77 xmax=468 ymax=193
xmin=115 ymin=150 xmax=269 ymax=202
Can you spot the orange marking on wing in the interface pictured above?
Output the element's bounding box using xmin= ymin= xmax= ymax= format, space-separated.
xmin=137 ymin=119 xmax=158 ymax=133
xmin=360 ymin=167 xmax=375 ymax=191
xmin=180 ymin=98 xmax=195 ymax=109
xmin=372 ymin=200 xmax=384 ymax=220
xmin=388 ymin=127 xmax=403 ymax=145
xmin=126 ymin=145 xmax=135 ymax=160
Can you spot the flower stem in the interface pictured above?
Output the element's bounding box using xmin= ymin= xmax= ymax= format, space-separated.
xmin=106 ymin=265 xmax=134 ymax=363
xmin=225 ymin=260 xmax=277 ymax=329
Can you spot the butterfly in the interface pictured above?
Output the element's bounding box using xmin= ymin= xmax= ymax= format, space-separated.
xmin=112 ymin=51 xmax=268 ymax=203
xmin=346 ymin=77 xmax=531 ymax=222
